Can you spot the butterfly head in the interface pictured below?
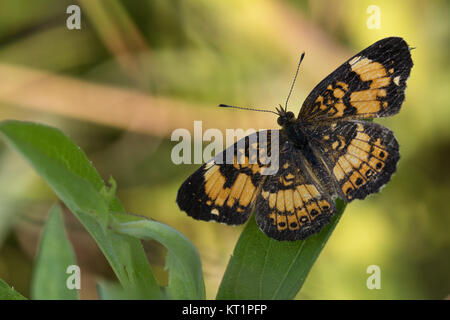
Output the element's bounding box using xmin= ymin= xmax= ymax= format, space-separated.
xmin=276 ymin=105 xmax=295 ymax=127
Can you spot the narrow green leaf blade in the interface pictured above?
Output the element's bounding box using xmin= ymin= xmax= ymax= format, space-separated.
xmin=75 ymin=210 xmax=163 ymax=299
xmin=31 ymin=204 xmax=79 ymax=300
xmin=0 ymin=279 xmax=27 ymax=300
xmin=112 ymin=213 xmax=206 ymax=300
xmin=97 ymin=281 xmax=146 ymax=300
xmin=216 ymin=199 xmax=346 ymax=300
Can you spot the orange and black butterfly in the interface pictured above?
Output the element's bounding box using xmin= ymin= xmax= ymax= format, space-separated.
xmin=177 ymin=37 xmax=413 ymax=241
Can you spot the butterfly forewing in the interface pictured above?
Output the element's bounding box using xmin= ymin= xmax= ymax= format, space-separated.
xmin=176 ymin=130 xmax=276 ymax=225
xmin=299 ymin=37 xmax=413 ymax=123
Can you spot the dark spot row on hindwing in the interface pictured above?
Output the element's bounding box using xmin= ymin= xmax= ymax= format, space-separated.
xmin=307 ymin=121 xmax=399 ymax=202
xmin=254 ymin=148 xmax=336 ymax=241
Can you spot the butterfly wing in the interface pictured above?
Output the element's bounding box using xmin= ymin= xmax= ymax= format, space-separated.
xmin=299 ymin=37 xmax=413 ymax=123
xmin=254 ymin=137 xmax=336 ymax=241
xmin=176 ymin=130 xmax=277 ymax=225
xmin=305 ymin=120 xmax=399 ymax=202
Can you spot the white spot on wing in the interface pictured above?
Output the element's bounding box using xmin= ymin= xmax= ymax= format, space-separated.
xmin=205 ymin=160 xmax=215 ymax=170
xmin=349 ymin=56 xmax=362 ymax=66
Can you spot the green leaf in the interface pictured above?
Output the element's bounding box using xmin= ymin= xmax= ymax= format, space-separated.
xmin=216 ymin=199 xmax=346 ymax=300
xmin=0 ymin=120 xmax=109 ymax=226
xmin=0 ymin=120 xmax=162 ymax=298
xmin=96 ymin=281 xmax=150 ymax=300
xmin=31 ymin=204 xmax=79 ymax=300
xmin=112 ymin=213 xmax=206 ymax=300
xmin=97 ymin=281 xmax=126 ymax=300
xmin=0 ymin=279 xmax=27 ymax=300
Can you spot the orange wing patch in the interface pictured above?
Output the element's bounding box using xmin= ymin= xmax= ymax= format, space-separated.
xmin=262 ymin=183 xmax=333 ymax=232
xmin=203 ymin=163 xmax=259 ymax=214
xmin=348 ymin=55 xmax=390 ymax=115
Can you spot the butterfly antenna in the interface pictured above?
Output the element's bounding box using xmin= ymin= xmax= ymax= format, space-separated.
xmin=284 ymin=52 xmax=305 ymax=112
xmin=218 ymin=104 xmax=279 ymax=115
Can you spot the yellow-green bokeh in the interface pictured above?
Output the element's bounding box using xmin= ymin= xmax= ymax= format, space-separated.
xmin=0 ymin=0 xmax=448 ymax=299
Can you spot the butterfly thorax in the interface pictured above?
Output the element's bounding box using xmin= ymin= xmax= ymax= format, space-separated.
xmin=277 ymin=110 xmax=308 ymax=149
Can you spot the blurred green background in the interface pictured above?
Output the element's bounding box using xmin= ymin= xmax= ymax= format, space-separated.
xmin=0 ymin=0 xmax=448 ymax=299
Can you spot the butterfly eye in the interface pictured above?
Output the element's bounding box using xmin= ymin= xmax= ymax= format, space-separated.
xmin=277 ymin=117 xmax=284 ymax=126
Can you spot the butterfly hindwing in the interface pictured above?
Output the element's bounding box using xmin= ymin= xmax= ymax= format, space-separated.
xmin=255 ymin=140 xmax=336 ymax=241
xmin=299 ymin=37 xmax=413 ymax=123
xmin=307 ymin=120 xmax=399 ymax=202
xmin=176 ymin=130 xmax=277 ymax=225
